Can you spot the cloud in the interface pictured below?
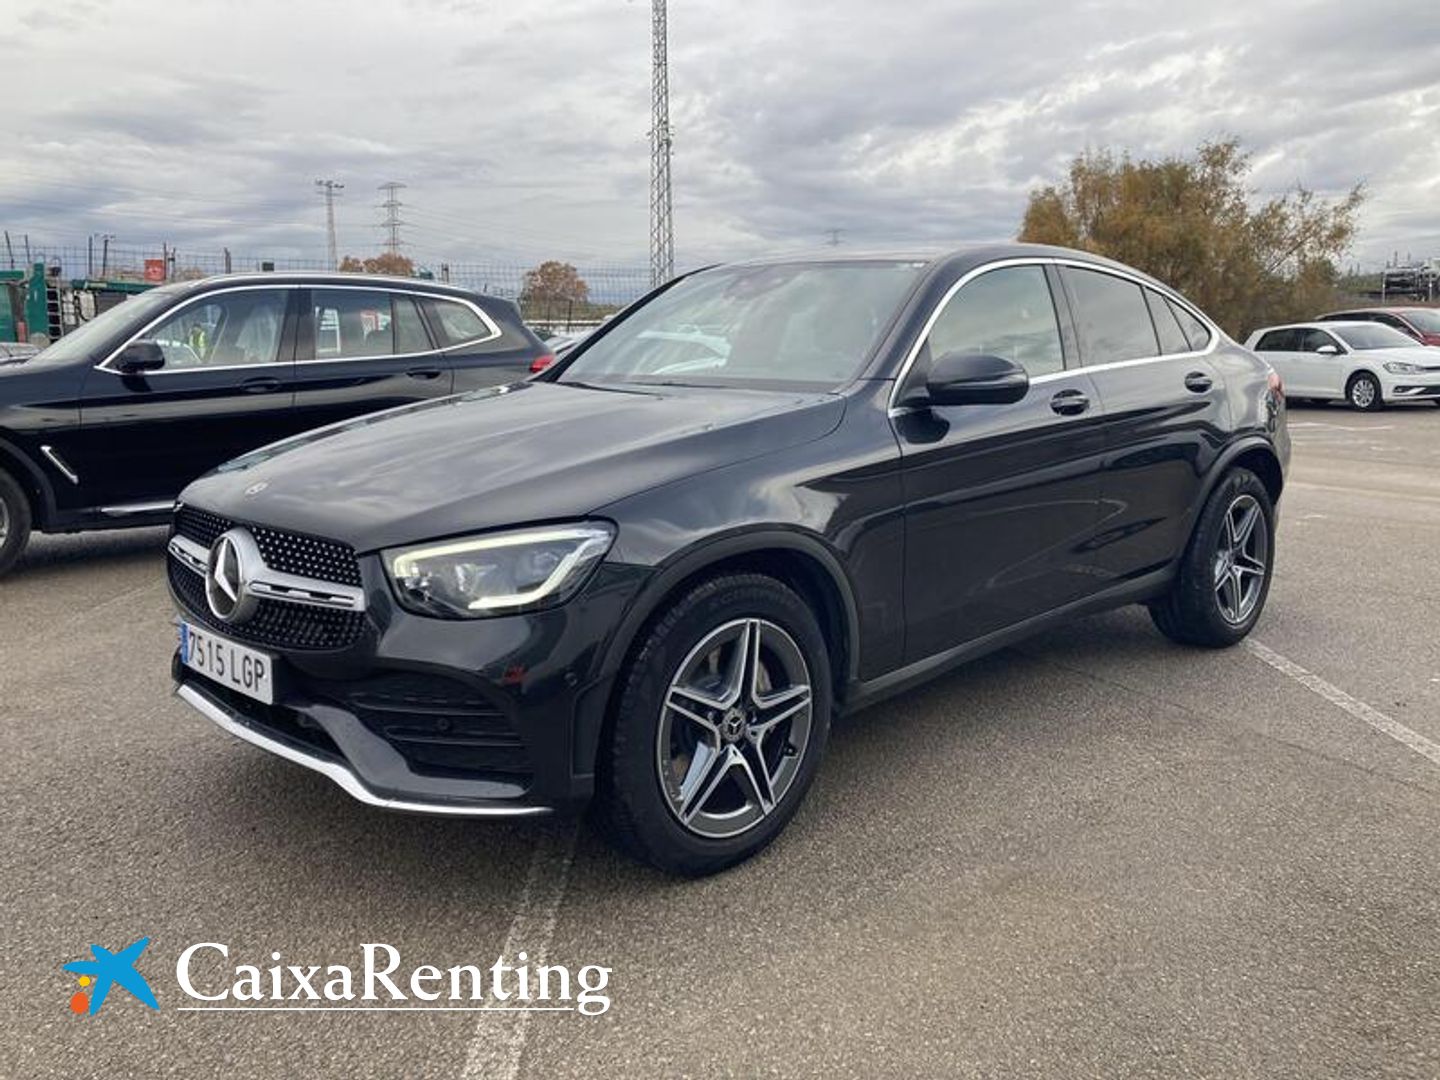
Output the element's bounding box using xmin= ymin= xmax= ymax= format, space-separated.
xmin=0 ymin=0 xmax=1434 ymax=286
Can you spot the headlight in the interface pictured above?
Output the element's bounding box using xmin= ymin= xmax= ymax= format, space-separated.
xmin=1384 ymin=361 xmax=1422 ymax=374
xmin=386 ymin=522 xmax=615 ymax=618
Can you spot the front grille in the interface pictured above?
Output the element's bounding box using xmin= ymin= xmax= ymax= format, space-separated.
xmin=175 ymin=505 xmax=363 ymax=587
xmin=169 ymin=505 xmax=367 ymax=651
xmin=170 ymin=559 xmax=367 ymax=650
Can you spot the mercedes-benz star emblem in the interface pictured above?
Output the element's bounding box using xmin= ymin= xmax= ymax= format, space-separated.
xmin=205 ymin=529 xmax=261 ymax=624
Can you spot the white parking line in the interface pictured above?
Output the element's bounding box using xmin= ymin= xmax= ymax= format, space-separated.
xmin=461 ymin=821 xmax=581 ymax=1080
xmin=1245 ymin=639 xmax=1440 ymax=768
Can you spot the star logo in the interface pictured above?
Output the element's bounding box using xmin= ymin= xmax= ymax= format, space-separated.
xmin=63 ymin=938 xmax=159 ymax=1016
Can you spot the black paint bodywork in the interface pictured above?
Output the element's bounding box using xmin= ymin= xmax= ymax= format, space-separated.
xmin=170 ymin=244 xmax=1290 ymax=813
xmin=0 ymin=273 xmax=545 ymax=534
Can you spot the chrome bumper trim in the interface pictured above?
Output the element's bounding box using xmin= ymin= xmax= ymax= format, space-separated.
xmin=176 ymin=682 xmax=551 ymax=818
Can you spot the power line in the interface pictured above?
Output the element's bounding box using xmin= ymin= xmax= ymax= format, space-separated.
xmin=649 ymin=0 xmax=674 ymax=288
xmin=315 ymin=179 xmax=344 ymax=270
xmin=378 ymin=181 xmax=407 ymax=255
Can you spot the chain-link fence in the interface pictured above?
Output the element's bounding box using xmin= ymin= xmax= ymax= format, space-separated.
xmin=3 ymin=236 xmax=653 ymax=332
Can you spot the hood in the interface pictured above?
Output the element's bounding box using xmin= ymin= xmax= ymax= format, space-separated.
xmin=1379 ymin=346 xmax=1440 ymax=369
xmin=184 ymin=380 xmax=846 ymax=552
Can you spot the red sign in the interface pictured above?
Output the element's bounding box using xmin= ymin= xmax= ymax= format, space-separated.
xmin=143 ymin=259 xmax=165 ymax=283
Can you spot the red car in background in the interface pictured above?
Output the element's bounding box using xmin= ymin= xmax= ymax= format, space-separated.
xmin=1318 ymin=307 xmax=1440 ymax=347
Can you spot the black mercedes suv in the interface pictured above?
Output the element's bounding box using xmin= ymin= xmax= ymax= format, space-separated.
xmin=167 ymin=245 xmax=1289 ymax=875
xmin=0 ymin=273 xmax=547 ymax=575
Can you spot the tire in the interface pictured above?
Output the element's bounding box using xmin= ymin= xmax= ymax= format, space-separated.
xmin=0 ymin=468 xmax=33 ymax=578
xmin=1149 ymin=468 xmax=1275 ymax=648
xmin=597 ymin=572 xmax=833 ymax=876
xmin=1346 ymin=371 xmax=1383 ymax=411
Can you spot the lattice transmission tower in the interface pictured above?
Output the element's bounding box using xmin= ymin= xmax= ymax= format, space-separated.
xmin=649 ymin=0 xmax=674 ymax=288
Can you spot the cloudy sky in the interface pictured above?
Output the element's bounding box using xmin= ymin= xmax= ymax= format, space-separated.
xmin=2 ymin=0 xmax=1436 ymax=279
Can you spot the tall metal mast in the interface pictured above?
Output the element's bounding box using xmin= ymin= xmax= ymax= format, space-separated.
xmin=315 ymin=179 xmax=344 ymax=270
xmin=649 ymin=0 xmax=674 ymax=288
xmin=378 ymin=181 xmax=407 ymax=256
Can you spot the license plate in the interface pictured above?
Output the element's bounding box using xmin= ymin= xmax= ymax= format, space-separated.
xmin=179 ymin=622 xmax=275 ymax=705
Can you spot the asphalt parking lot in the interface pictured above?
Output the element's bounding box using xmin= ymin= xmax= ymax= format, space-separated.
xmin=3 ymin=401 xmax=1439 ymax=1079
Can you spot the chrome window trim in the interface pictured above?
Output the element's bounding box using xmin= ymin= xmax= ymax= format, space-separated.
xmin=886 ymin=256 xmax=1222 ymax=411
xmin=94 ymin=283 xmax=501 ymax=376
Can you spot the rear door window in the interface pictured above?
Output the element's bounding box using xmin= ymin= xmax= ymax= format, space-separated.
xmin=1254 ymin=329 xmax=1299 ymax=351
xmin=311 ymin=289 xmax=399 ymax=359
xmin=1063 ymin=268 xmax=1159 ymax=364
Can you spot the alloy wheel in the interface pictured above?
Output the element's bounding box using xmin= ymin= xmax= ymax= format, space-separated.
xmin=1213 ymin=493 xmax=1268 ymax=625
xmin=1350 ymin=376 xmax=1377 ymax=409
xmin=656 ymin=617 xmax=814 ymax=840
xmin=0 ymin=496 xmax=9 ymax=547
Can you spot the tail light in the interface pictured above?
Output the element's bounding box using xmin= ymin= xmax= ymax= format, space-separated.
xmin=529 ymin=353 xmax=555 ymax=374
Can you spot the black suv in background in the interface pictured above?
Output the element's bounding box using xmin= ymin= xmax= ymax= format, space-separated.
xmin=0 ymin=274 xmax=548 ymax=575
xmin=168 ymin=245 xmax=1289 ymax=875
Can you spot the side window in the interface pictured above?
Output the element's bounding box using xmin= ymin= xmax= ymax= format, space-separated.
xmin=311 ymin=289 xmax=397 ymax=359
xmin=925 ymin=265 xmax=1065 ymax=377
xmin=1299 ymin=329 xmax=1341 ymax=353
xmin=147 ymin=290 xmax=286 ymax=369
xmin=1144 ymin=288 xmax=1192 ymax=355
xmin=392 ymin=294 xmax=431 ymax=353
xmin=1255 ymin=329 xmax=1298 ymax=352
xmin=1166 ymin=299 xmax=1212 ymax=351
xmin=423 ymin=298 xmax=496 ymax=348
xmin=1063 ymin=268 xmax=1159 ymax=364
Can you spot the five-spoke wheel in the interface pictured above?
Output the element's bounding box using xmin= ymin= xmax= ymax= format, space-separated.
xmin=657 ymin=618 xmax=814 ymax=839
xmin=1213 ymin=493 xmax=1269 ymax=626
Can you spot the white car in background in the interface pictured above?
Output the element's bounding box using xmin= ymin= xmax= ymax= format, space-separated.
xmin=1244 ymin=320 xmax=1440 ymax=411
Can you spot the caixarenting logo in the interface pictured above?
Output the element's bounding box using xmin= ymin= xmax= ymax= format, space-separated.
xmin=63 ymin=938 xmax=160 ymax=1016
xmin=63 ymin=939 xmax=612 ymax=1016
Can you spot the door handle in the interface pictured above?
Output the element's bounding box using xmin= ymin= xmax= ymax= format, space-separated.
xmin=240 ymin=376 xmax=283 ymax=394
xmin=1184 ymin=371 xmax=1213 ymax=394
xmin=406 ymin=367 xmax=444 ymax=381
xmin=1050 ymin=389 xmax=1090 ymax=416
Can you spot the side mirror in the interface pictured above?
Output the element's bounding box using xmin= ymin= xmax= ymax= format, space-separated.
xmin=918 ymin=352 xmax=1029 ymax=407
xmin=117 ymin=340 xmax=165 ymax=372
xmin=1315 ymin=343 xmax=1340 ymax=356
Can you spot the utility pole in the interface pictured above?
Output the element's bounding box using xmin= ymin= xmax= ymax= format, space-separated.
xmin=378 ymin=182 xmax=407 ymax=256
xmin=825 ymin=228 xmax=843 ymax=247
xmin=100 ymin=234 xmax=114 ymax=278
xmin=649 ymin=0 xmax=675 ymax=288
xmin=315 ymin=179 xmax=344 ymax=270
xmin=3 ymin=231 xmax=13 ymax=270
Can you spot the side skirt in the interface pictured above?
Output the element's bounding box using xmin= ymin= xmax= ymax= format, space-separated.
xmin=840 ymin=567 xmax=1175 ymax=715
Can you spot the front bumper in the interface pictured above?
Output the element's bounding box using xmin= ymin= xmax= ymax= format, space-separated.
xmin=170 ymin=551 xmax=650 ymax=817
xmin=1388 ymin=382 xmax=1440 ymax=399
xmin=176 ymin=676 xmax=549 ymax=817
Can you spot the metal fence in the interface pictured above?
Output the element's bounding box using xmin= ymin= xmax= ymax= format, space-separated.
xmin=3 ymin=237 xmax=653 ymax=328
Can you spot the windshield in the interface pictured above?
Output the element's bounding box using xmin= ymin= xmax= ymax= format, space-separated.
xmin=558 ymin=261 xmax=926 ymax=390
xmin=1333 ymin=324 xmax=1416 ymax=350
xmin=27 ymin=286 xmax=185 ymax=365
xmin=1398 ymin=309 xmax=1440 ymax=334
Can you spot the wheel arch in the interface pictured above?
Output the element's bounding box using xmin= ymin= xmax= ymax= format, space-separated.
xmin=575 ymin=528 xmax=862 ymax=780
xmin=1345 ymin=368 xmax=1382 ymax=403
xmin=1191 ymin=438 xmax=1284 ymax=531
